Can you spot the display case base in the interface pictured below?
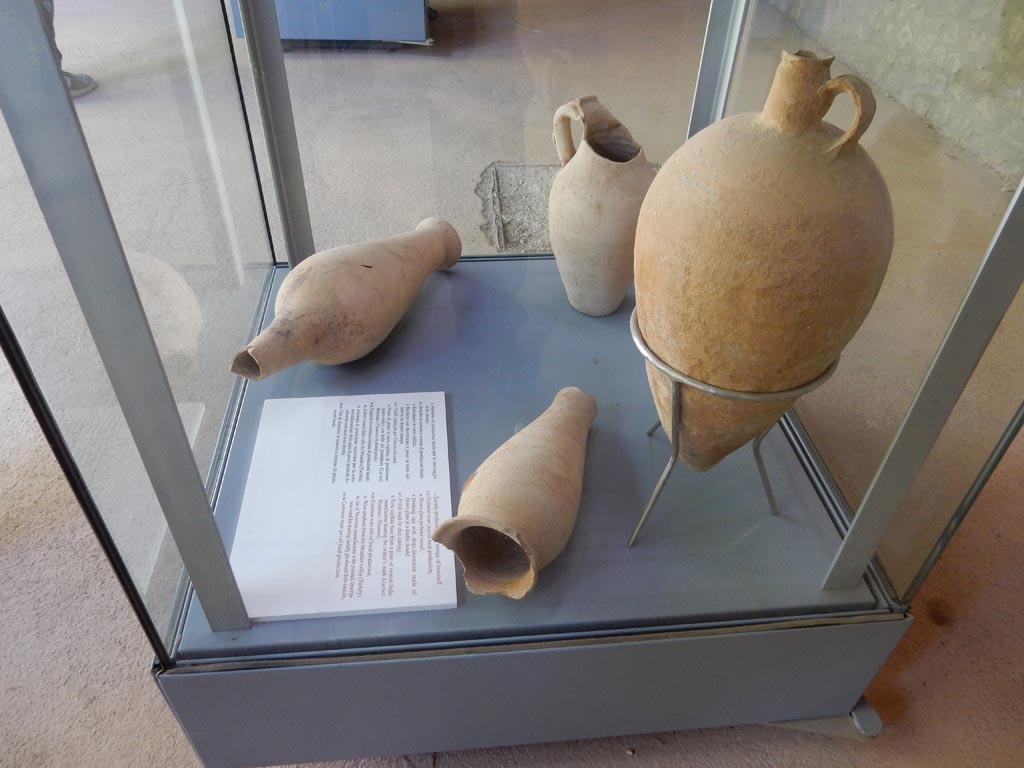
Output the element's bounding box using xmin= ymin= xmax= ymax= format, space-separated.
xmin=158 ymin=616 xmax=909 ymax=767
xmin=769 ymin=696 xmax=883 ymax=740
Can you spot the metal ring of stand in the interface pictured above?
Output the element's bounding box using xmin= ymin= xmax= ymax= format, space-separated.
xmin=628 ymin=307 xmax=839 ymax=547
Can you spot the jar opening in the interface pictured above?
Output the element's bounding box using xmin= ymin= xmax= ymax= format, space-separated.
xmin=783 ymin=49 xmax=835 ymax=67
xmin=588 ymin=135 xmax=642 ymax=163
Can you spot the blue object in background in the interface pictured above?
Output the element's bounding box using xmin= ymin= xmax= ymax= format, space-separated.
xmin=229 ymin=0 xmax=430 ymax=44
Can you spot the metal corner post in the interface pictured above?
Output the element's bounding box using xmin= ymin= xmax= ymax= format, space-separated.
xmin=236 ymin=0 xmax=315 ymax=266
xmin=899 ymin=398 xmax=1024 ymax=604
xmin=0 ymin=1 xmax=249 ymax=630
xmin=687 ymin=0 xmax=749 ymax=138
xmin=823 ymin=179 xmax=1024 ymax=590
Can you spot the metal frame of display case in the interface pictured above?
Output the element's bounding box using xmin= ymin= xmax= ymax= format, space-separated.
xmin=2 ymin=0 xmax=1023 ymax=765
xmin=0 ymin=0 xmax=251 ymax=633
xmin=235 ymin=0 xmax=314 ymax=267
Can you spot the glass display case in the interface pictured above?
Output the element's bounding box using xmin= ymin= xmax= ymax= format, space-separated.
xmin=1 ymin=1 xmax=1021 ymax=765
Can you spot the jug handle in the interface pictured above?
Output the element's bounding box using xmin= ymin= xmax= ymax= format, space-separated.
xmin=818 ymin=75 xmax=876 ymax=159
xmin=553 ymin=101 xmax=583 ymax=166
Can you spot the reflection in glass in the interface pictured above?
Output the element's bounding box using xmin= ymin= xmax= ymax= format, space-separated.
xmin=0 ymin=0 xmax=273 ymax=640
xmin=230 ymin=0 xmax=712 ymax=255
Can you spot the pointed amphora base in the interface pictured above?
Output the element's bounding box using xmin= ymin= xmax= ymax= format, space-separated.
xmin=433 ymin=387 xmax=597 ymax=599
xmin=646 ymin=362 xmax=793 ymax=472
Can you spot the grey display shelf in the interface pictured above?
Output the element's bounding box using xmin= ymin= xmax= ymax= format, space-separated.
xmin=175 ymin=257 xmax=883 ymax=662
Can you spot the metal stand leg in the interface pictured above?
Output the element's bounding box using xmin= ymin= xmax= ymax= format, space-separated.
xmin=752 ymin=427 xmax=780 ymax=516
xmin=634 ymin=408 xmax=781 ymax=544
xmin=628 ymin=383 xmax=682 ymax=547
xmin=626 ymin=309 xmax=837 ymax=548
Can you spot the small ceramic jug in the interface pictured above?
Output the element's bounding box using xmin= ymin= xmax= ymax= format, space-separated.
xmin=548 ymin=96 xmax=656 ymax=316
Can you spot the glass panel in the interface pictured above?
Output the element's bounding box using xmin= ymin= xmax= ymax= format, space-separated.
xmin=67 ymin=0 xmax=275 ymax=478
xmin=228 ymin=0 xmax=712 ymax=255
xmin=0 ymin=0 xmax=272 ymax=643
xmin=880 ymin=291 xmax=1024 ymax=597
xmin=725 ymin=0 xmax=1021 ymax=596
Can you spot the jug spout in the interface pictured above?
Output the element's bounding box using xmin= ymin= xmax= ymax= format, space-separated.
xmin=230 ymin=314 xmax=311 ymax=381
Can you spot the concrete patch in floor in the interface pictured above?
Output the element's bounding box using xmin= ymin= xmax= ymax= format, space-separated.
xmin=475 ymin=162 xmax=558 ymax=253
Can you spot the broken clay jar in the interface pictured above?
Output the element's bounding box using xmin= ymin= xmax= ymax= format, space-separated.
xmin=433 ymin=387 xmax=597 ymax=599
xmin=634 ymin=50 xmax=894 ymax=470
xmin=230 ymin=218 xmax=461 ymax=380
xmin=548 ymin=96 xmax=656 ymax=316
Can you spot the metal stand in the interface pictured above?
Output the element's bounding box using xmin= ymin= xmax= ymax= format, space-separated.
xmin=641 ymin=416 xmax=777 ymax=516
xmin=628 ymin=308 xmax=838 ymax=547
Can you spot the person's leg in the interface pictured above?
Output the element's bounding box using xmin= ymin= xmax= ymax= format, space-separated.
xmin=36 ymin=0 xmax=62 ymax=70
xmin=36 ymin=0 xmax=98 ymax=98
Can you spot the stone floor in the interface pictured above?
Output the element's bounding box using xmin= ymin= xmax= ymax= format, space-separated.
xmin=1 ymin=0 xmax=1022 ymax=766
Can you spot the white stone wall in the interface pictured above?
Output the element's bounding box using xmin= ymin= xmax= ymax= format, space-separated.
xmin=770 ymin=0 xmax=1024 ymax=181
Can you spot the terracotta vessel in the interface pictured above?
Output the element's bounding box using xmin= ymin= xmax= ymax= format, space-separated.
xmin=433 ymin=387 xmax=597 ymax=599
xmin=231 ymin=218 xmax=461 ymax=380
xmin=634 ymin=51 xmax=893 ymax=470
xmin=549 ymin=96 xmax=656 ymax=316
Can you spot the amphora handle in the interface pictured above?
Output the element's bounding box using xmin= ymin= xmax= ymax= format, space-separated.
xmin=818 ymin=75 xmax=876 ymax=159
xmin=553 ymin=96 xmax=640 ymax=166
xmin=552 ymin=100 xmax=584 ymax=166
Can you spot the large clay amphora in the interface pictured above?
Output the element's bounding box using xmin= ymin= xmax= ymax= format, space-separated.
xmin=549 ymin=96 xmax=656 ymax=316
xmin=635 ymin=51 xmax=893 ymax=470
xmin=231 ymin=218 xmax=461 ymax=380
xmin=433 ymin=387 xmax=597 ymax=599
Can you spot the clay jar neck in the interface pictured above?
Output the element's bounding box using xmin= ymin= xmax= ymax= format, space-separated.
xmin=759 ymin=50 xmax=835 ymax=134
xmin=580 ymin=98 xmax=642 ymax=164
xmin=583 ymin=131 xmax=642 ymax=165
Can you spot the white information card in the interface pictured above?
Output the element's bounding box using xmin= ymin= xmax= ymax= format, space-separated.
xmin=230 ymin=392 xmax=457 ymax=621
